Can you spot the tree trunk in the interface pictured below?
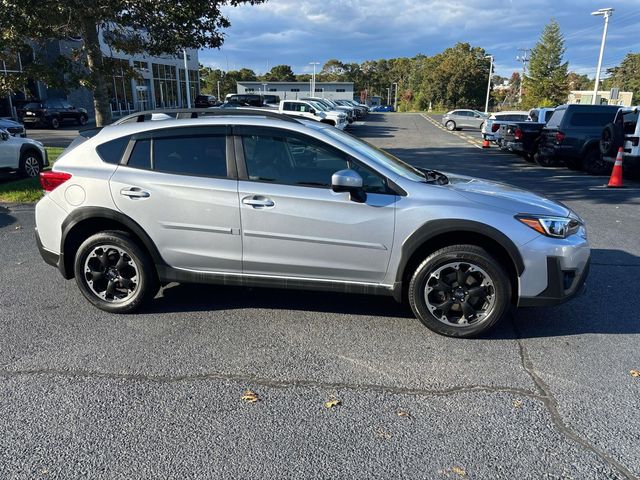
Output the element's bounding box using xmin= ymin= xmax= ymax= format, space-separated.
xmin=81 ymin=19 xmax=112 ymax=126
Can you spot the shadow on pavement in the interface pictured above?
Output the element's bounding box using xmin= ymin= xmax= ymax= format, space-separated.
xmin=388 ymin=146 xmax=640 ymax=205
xmin=356 ymin=114 xmax=400 ymax=138
xmin=0 ymin=206 xmax=17 ymax=228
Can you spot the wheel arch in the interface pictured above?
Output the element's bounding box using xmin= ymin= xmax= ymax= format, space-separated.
xmin=19 ymin=144 xmax=43 ymax=160
xmin=395 ymin=220 xmax=524 ymax=304
xmin=60 ymin=207 xmax=165 ymax=279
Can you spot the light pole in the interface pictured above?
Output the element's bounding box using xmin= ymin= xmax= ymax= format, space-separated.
xmin=262 ymin=83 xmax=268 ymax=96
xmin=393 ymin=82 xmax=398 ymax=111
xmin=591 ymin=7 xmax=614 ymax=105
xmin=484 ymin=55 xmax=493 ymax=114
xmin=309 ymin=62 xmax=320 ymax=95
xmin=217 ymin=80 xmax=220 ymax=101
xmin=387 ymin=87 xmax=391 ymax=106
xmin=182 ymin=49 xmax=191 ymax=108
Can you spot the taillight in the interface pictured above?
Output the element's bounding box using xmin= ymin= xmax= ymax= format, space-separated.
xmin=514 ymin=127 xmax=523 ymax=140
xmin=491 ymin=124 xmax=500 ymax=132
xmin=39 ymin=171 xmax=72 ymax=192
xmin=555 ymin=131 xmax=565 ymax=144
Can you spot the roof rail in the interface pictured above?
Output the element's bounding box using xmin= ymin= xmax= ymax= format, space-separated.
xmin=112 ymin=108 xmax=302 ymax=126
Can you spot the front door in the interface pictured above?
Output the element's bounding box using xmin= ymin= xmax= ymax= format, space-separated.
xmin=109 ymin=125 xmax=242 ymax=272
xmin=235 ymin=126 xmax=396 ymax=283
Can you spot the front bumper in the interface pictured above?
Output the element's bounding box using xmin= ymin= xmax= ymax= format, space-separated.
xmin=518 ymin=256 xmax=590 ymax=307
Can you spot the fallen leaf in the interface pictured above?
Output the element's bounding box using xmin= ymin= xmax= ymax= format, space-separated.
xmin=396 ymin=409 xmax=411 ymax=418
xmin=451 ymin=466 xmax=467 ymax=477
xmin=375 ymin=427 xmax=392 ymax=439
xmin=241 ymin=389 xmax=259 ymax=403
xmin=630 ymin=369 xmax=640 ymax=377
xmin=15 ymin=225 xmax=22 ymax=230
xmin=324 ymin=398 xmax=341 ymax=409
xmin=513 ymin=399 xmax=523 ymax=408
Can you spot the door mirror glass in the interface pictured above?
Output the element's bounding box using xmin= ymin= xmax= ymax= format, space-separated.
xmin=331 ymin=169 xmax=366 ymax=202
xmin=0 ymin=129 xmax=9 ymax=141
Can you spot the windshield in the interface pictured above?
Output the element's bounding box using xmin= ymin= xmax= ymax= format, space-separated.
xmin=320 ymin=128 xmax=425 ymax=182
xmin=309 ymin=101 xmax=328 ymax=111
xmin=24 ymin=102 xmax=42 ymax=109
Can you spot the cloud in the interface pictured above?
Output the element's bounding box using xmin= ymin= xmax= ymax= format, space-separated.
xmin=198 ymin=0 xmax=639 ymax=78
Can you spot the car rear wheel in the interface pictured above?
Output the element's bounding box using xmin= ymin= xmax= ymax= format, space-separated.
xmin=445 ymin=120 xmax=456 ymax=131
xmin=534 ymin=151 xmax=557 ymax=167
xmin=50 ymin=117 xmax=60 ymax=129
xmin=600 ymin=122 xmax=623 ymax=157
xmin=77 ymin=114 xmax=88 ymax=126
xmin=583 ymin=147 xmax=611 ymax=176
xmin=19 ymin=150 xmax=43 ymax=178
xmin=408 ymin=245 xmax=511 ymax=338
xmin=74 ymin=231 xmax=158 ymax=313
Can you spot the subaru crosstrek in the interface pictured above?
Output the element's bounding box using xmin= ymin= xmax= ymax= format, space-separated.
xmin=35 ymin=109 xmax=590 ymax=338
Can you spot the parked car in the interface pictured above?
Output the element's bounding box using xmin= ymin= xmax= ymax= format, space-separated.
xmin=224 ymin=94 xmax=264 ymax=107
xmin=302 ymin=97 xmax=356 ymax=123
xmin=600 ymin=106 xmax=640 ymax=174
xmin=334 ymin=99 xmax=367 ymax=119
xmin=18 ymin=99 xmax=89 ymax=129
xmin=441 ymin=110 xmax=487 ymax=131
xmin=278 ymin=100 xmax=347 ymax=129
xmin=35 ymin=108 xmax=589 ymax=338
xmin=194 ymin=95 xmax=218 ymax=108
xmin=0 ymin=128 xmax=48 ymax=177
xmin=0 ymin=117 xmax=27 ymax=137
xmin=481 ymin=111 xmax=529 ymax=145
xmin=262 ymin=94 xmax=281 ymax=106
xmin=371 ymin=105 xmax=394 ymax=112
xmin=528 ymin=107 xmax=556 ymax=124
xmin=537 ymin=104 xmax=620 ymax=174
xmin=502 ymin=121 xmax=546 ymax=162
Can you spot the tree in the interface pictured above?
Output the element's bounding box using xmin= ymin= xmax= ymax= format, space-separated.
xmin=200 ymin=66 xmax=258 ymax=98
xmin=0 ymin=0 xmax=265 ymax=126
xmin=522 ymin=20 xmax=569 ymax=108
xmin=567 ymin=72 xmax=592 ymax=90
xmin=320 ymin=59 xmax=346 ymax=81
xmin=263 ymin=64 xmax=295 ymax=82
xmin=606 ymin=53 xmax=640 ymax=95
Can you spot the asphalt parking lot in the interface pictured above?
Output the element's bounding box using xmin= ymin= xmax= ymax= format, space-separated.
xmin=1 ymin=113 xmax=639 ymax=479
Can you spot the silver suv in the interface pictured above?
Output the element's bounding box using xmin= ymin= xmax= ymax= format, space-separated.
xmin=35 ymin=109 xmax=590 ymax=338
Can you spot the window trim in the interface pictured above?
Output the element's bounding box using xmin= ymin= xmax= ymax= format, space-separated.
xmin=231 ymin=126 xmax=396 ymax=195
xmin=120 ymin=126 xmax=236 ymax=180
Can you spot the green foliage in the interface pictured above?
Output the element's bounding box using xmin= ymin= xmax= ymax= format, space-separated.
xmin=199 ymin=66 xmax=257 ymax=98
xmin=264 ymin=64 xmax=295 ymax=82
xmin=0 ymin=0 xmax=265 ymax=125
xmin=0 ymin=147 xmax=64 ymax=203
xmin=606 ymin=53 xmax=640 ymax=95
xmin=522 ymin=20 xmax=569 ymax=109
xmin=567 ymin=72 xmax=592 ymax=91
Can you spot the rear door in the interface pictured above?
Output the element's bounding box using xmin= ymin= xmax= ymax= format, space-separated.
xmin=109 ymin=125 xmax=242 ymax=272
xmin=234 ymin=126 xmax=396 ymax=283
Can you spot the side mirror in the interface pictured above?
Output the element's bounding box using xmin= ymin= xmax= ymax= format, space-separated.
xmin=309 ymin=108 xmax=316 ymax=115
xmin=331 ymin=169 xmax=366 ymax=203
xmin=0 ymin=130 xmax=9 ymax=141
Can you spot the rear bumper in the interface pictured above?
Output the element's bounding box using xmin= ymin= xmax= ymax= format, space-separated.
xmin=506 ymin=141 xmax=525 ymax=153
xmin=519 ymin=256 xmax=590 ymax=307
xmin=35 ymin=227 xmax=61 ymax=269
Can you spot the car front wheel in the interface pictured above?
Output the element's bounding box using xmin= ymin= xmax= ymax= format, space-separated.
xmin=77 ymin=115 xmax=88 ymax=126
xmin=408 ymin=245 xmax=511 ymax=338
xmin=19 ymin=150 xmax=43 ymax=178
xmin=445 ymin=120 xmax=456 ymax=131
xmin=74 ymin=231 xmax=158 ymax=313
xmin=50 ymin=117 xmax=60 ymax=129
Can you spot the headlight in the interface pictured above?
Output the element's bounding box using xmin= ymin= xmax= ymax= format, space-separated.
xmin=516 ymin=215 xmax=583 ymax=239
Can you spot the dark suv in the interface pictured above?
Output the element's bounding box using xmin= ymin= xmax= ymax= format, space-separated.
xmin=18 ymin=99 xmax=89 ymax=129
xmin=194 ymin=95 xmax=218 ymax=108
xmin=537 ymin=104 xmax=620 ymax=174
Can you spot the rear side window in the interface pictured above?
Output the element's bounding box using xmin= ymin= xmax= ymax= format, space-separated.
xmin=569 ymin=112 xmax=617 ymax=127
xmin=546 ymin=109 xmax=566 ymax=129
xmin=96 ymin=136 xmax=130 ymax=164
xmin=153 ymin=135 xmax=227 ymax=177
xmin=127 ymin=139 xmax=151 ymax=169
xmin=544 ymin=110 xmax=555 ymax=122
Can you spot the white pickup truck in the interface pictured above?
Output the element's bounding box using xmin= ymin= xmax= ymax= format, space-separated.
xmin=278 ymin=100 xmax=347 ymax=130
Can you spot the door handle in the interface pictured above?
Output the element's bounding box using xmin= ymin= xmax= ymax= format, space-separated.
xmin=242 ymin=195 xmax=275 ymax=208
xmin=120 ymin=187 xmax=150 ymax=199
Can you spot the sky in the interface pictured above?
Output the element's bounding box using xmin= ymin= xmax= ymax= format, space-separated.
xmin=198 ymin=0 xmax=640 ymax=80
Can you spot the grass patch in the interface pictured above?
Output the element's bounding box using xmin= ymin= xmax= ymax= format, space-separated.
xmin=0 ymin=146 xmax=65 ymax=203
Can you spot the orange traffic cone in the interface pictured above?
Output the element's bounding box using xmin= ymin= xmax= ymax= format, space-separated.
xmin=482 ymin=138 xmax=490 ymax=149
xmin=607 ymin=147 xmax=624 ymax=188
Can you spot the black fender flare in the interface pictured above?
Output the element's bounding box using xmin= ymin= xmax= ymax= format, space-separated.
xmin=19 ymin=144 xmax=42 ymax=161
xmin=395 ymin=219 xmax=525 ymax=285
xmin=59 ymin=206 xmax=166 ymax=278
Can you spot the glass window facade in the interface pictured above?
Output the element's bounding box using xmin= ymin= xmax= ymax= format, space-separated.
xmin=178 ymin=68 xmax=199 ymax=107
xmin=152 ymin=63 xmax=178 ymax=108
xmin=106 ymin=58 xmax=134 ymax=114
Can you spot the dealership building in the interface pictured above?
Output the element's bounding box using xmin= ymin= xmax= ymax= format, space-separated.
xmin=236 ymin=81 xmax=355 ymax=101
xmin=1 ymin=36 xmax=199 ymax=119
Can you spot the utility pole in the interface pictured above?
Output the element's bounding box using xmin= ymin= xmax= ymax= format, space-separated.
xmin=393 ymin=82 xmax=398 ymax=111
xmin=591 ymin=7 xmax=614 ymax=104
xmin=217 ymin=80 xmax=220 ymax=101
xmin=309 ymin=62 xmax=320 ymax=95
xmin=516 ymin=48 xmax=530 ymax=104
xmin=387 ymin=87 xmax=391 ymax=106
xmin=484 ymin=55 xmax=493 ymax=114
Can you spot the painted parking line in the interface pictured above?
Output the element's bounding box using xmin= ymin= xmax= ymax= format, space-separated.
xmin=419 ymin=113 xmax=484 ymax=149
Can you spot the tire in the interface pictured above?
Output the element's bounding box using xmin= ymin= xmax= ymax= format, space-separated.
xmin=19 ymin=150 xmax=43 ymax=178
xmin=583 ymin=147 xmax=611 ymax=176
xmin=565 ymin=157 xmax=582 ymax=170
xmin=408 ymin=245 xmax=511 ymax=338
xmin=600 ymin=122 xmax=623 ymax=157
xmin=50 ymin=117 xmax=60 ymax=129
xmin=534 ymin=151 xmax=557 ymax=167
xmin=74 ymin=231 xmax=159 ymax=313
xmin=445 ymin=120 xmax=456 ymax=131
xmin=77 ymin=114 xmax=88 ymax=126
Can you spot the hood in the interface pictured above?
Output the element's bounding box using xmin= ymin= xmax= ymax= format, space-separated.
xmin=444 ymin=173 xmax=572 ymax=217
